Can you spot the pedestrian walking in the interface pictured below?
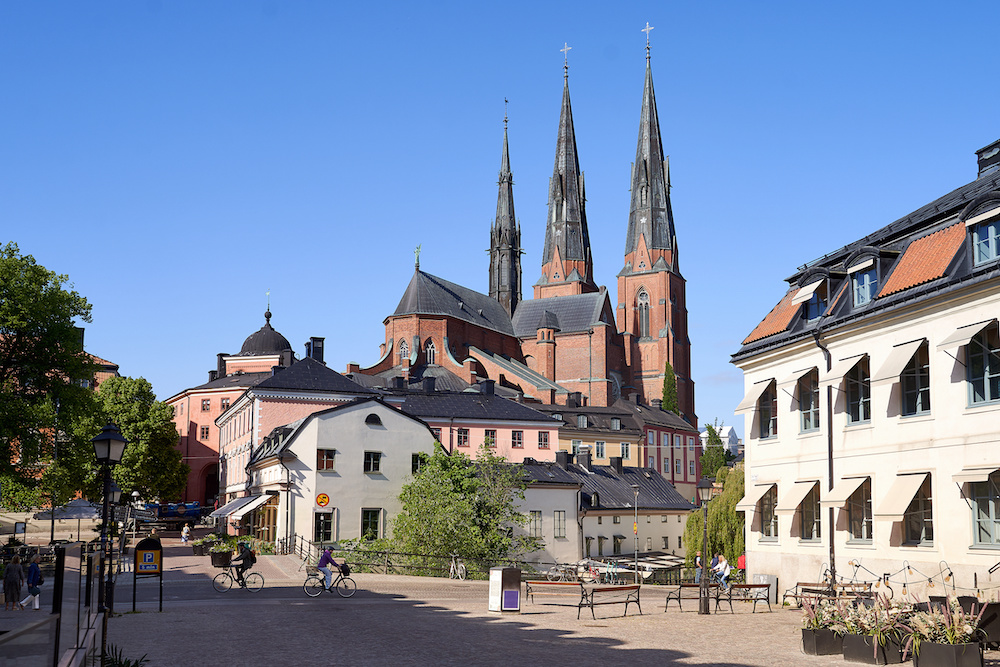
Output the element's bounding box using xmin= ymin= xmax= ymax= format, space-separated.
xmin=3 ymin=555 xmax=25 ymax=611
xmin=19 ymin=554 xmax=42 ymax=611
xmin=181 ymin=523 xmax=191 ymax=543
xmin=694 ymin=550 xmax=702 ymax=584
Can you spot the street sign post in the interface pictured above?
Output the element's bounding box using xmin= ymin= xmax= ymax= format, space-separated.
xmin=133 ymin=536 xmax=164 ymax=612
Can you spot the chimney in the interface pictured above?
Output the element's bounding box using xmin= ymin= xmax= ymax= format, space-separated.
xmin=304 ymin=340 xmax=311 ymax=359
xmin=609 ymin=456 xmax=624 ymax=475
xmin=480 ymin=379 xmax=495 ymax=396
xmin=281 ymin=350 xmax=294 ymax=367
xmin=310 ymin=337 xmax=325 ymax=364
xmin=217 ymin=353 xmax=227 ymax=378
xmin=271 ymin=365 xmax=282 ymax=377
xmin=423 ymin=376 xmax=436 ymax=393
xmin=629 ymin=392 xmax=640 ymax=404
xmin=402 ymin=356 xmax=410 ymax=381
xmin=391 ymin=376 xmax=406 ymax=390
xmin=652 ymin=399 xmax=662 ymax=410
xmin=577 ymin=445 xmax=592 ymax=471
xmin=555 ymin=450 xmax=570 ymax=469
xmin=977 ymin=139 xmax=1000 ymax=179
xmin=208 ymin=370 xmax=218 ymax=383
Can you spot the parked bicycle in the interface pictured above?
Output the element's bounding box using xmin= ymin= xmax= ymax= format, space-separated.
xmin=303 ymin=567 xmax=357 ymax=598
xmin=546 ymin=563 xmax=576 ymax=581
xmin=213 ymin=565 xmax=264 ymax=593
xmin=448 ymin=554 xmax=467 ymax=580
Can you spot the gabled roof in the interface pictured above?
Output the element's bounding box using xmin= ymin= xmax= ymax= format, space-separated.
xmin=254 ymin=356 xmax=374 ymax=394
xmin=396 ymin=391 xmax=560 ymax=423
xmin=511 ymin=288 xmax=610 ymax=338
xmin=522 ymin=459 xmax=694 ymax=512
xmin=612 ymin=398 xmax=698 ymax=432
xmin=392 ymin=270 xmax=515 ymax=337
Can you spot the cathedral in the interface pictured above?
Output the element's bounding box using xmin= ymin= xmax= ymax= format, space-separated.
xmin=347 ymin=42 xmax=697 ymax=428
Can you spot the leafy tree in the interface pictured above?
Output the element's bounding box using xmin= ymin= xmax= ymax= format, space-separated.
xmin=0 ymin=242 xmax=96 ymax=477
xmin=700 ymin=419 xmax=735 ymax=478
xmin=661 ymin=362 xmax=678 ymax=413
xmin=684 ymin=466 xmax=745 ymax=569
xmin=392 ymin=442 xmax=537 ymax=570
xmin=69 ymin=376 xmax=188 ymax=501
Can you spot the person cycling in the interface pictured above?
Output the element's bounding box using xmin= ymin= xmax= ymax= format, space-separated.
xmin=231 ymin=541 xmax=256 ymax=586
xmin=317 ymin=546 xmax=342 ymax=590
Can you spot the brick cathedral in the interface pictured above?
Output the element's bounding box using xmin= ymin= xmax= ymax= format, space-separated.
xmin=348 ymin=45 xmax=696 ymax=427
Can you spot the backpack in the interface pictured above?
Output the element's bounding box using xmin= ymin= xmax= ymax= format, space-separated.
xmin=249 ymin=549 xmax=257 ymax=564
xmin=341 ymin=562 xmax=351 ymax=576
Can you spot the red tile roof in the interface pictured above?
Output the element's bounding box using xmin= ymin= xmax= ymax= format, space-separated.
xmin=878 ymin=223 xmax=966 ymax=297
xmin=743 ymin=289 xmax=799 ymax=345
xmin=826 ymin=281 xmax=848 ymax=316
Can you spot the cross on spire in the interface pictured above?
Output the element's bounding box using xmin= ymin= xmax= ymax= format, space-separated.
xmin=642 ymin=22 xmax=654 ymax=60
xmin=560 ymin=42 xmax=572 ymax=79
xmin=504 ymin=97 xmax=508 ymax=130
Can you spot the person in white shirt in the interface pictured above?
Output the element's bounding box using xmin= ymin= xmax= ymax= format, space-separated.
xmin=711 ymin=554 xmax=731 ymax=590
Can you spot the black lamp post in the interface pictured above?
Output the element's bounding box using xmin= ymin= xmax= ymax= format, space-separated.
xmin=631 ymin=484 xmax=640 ymax=584
xmin=696 ymin=477 xmax=713 ymax=615
xmin=92 ymin=423 xmax=128 ymax=663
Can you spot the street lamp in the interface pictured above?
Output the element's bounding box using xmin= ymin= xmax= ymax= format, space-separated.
xmin=91 ymin=423 xmax=128 ymax=664
xmin=631 ymin=484 xmax=640 ymax=584
xmin=696 ymin=477 xmax=713 ymax=615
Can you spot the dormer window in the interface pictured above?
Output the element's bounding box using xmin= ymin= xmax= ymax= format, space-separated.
xmin=849 ymin=258 xmax=878 ymax=307
xmin=611 ymin=418 xmax=621 ymax=431
xmin=972 ymin=219 xmax=1000 ymax=265
xmin=792 ymin=278 xmax=827 ymax=321
xmin=577 ymin=415 xmax=588 ymax=428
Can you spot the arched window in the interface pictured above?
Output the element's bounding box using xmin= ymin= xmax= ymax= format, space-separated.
xmin=424 ymin=340 xmax=436 ymax=365
xmin=398 ymin=339 xmax=409 ymax=363
xmin=365 ymin=413 xmax=383 ymax=426
xmin=637 ymin=290 xmax=650 ymax=338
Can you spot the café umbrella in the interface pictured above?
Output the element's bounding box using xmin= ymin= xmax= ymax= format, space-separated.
xmin=34 ymin=499 xmax=102 ymax=541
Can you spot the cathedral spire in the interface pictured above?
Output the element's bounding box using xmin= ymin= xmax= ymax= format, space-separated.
xmin=489 ymin=102 xmax=522 ymax=317
xmin=536 ymin=45 xmax=596 ymax=299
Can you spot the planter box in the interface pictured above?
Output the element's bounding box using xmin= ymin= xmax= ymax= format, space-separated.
xmin=210 ymin=551 xmax=231 ymax=567
xmin=914 ymin=642 xmax=983 ymax=667
xmin=802 ymin=628 xmax=843 ymax=655
xmin=842 ymin=633 xmax=905 ymax=665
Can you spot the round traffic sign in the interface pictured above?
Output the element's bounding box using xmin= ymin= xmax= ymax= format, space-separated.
xmin=316 ymin=493 xmax=330 ymax=507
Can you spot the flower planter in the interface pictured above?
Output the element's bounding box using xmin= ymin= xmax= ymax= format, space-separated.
xmin=842 ymin=633 xmax=905 ymax=665
xmin=913 ymin=642 xmax=983 ymax=667
xmin=801 ymin=628 xmax=843 ymax=655
xmin=210 ymin=551 xmax=231 ymax=567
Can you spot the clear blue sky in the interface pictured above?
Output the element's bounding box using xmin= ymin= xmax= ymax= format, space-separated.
xmin=3 ymin=1 xmax=998 ymax=439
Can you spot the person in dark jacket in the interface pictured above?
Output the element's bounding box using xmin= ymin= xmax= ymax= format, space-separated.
xmin=230 ymin=542 xmax=255 ymax=586
xmin=20 ymin=554 xmax=42 ymax=610
xmin=3 ymin=555 xmax=24 ymax=611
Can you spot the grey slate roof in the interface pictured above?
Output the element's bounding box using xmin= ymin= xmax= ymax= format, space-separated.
xmin=254 ymin=356 xmax=375 ymax=394
xmin=511 ymin=288 xmax=610 ymax=338
xmin=185 ymin=371 xmax=271 ymax=393
xmin=240 ymin=310 xmax=293 ymax=356
xmin=532 ymin=403 xmax=642 ymax=437
xmin=367 ymin=364 xmax=473 ymax=393
xmin=522 ymin=459 xmax=695 ymax=512
xmin=396 ymin=391 xmax=560 ymax=424
xmin=612 ymin=398 xmax=698 ymax=432
xmin=393 ymin=270 xmax=515 ymax=337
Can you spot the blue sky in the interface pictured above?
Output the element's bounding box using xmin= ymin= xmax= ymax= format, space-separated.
xmin=3 ymin=1 xmax=998 ymax=439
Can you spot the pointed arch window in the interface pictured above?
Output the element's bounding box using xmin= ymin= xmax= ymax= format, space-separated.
xmin=500 ymin=256 xmax=509 ymax=287
xmin=424 ymin=340 xmax=436 ymax=366
xmin=398 ymin=339 xmax=409 ymax=364
xmin=637 ymin=290 xmax=650 ymax=338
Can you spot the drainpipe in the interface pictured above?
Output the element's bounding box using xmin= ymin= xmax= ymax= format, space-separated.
xmin=812 ymin=330 xmax=836 ymax=588
xmin=278 ymin=454 xmax=292 ymax=548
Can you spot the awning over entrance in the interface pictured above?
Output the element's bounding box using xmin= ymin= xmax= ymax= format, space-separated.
xmin=230 ymin=494 xmax=270 ymax=521
xmin=209 ymin=495 xmax=256 ymax=518
xmin=952 ymin=466 xmax=1000 ymax=485
xmin=937 ymin=319 xmax=996 ymax=351
xmin=872 ymin=339 xmax=925 ymax=383
xmin=820 ymin=476 xmax=868 ymax=509
xmin=735 ymin=379 xmax=775 ymax=413
xmin=874 ymin=473 xmax=928 ymax=522
xmin=736 ymin=482 xmax=776 ymax=513
xmin=776 ymin=481 xmax=819 ymax=516
xmin=819 ymin=354 xmax=867 ymax=385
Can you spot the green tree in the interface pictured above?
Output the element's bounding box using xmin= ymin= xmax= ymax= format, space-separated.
xmin=661 ymin=362 xmax=678 ymax=413
xmin=0 ymin=242 xmax=96 ymax=479
xmin=684 ymin=466 xmax=745 ymax=569
xmin=70 ymin=376 xmax=189 ymax=501
xmin=392 ymin=442 xmax=537 ymax=569
xmin=700 ymin=419 xmax=735 ymax=478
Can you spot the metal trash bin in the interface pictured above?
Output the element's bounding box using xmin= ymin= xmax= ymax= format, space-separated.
xmin=488 ymin=566 xmax=521 ymax=613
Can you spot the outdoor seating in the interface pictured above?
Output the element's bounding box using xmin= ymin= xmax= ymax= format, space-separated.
xmin=664 ymin=582 xmax=721 ymax=611
xmin=723 ymin=583 xmax=772 ymax=613
xmin=523 ymin=580 xmax=642 ymax=620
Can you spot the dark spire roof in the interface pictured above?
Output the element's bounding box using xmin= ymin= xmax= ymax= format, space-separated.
xmin=240 ymin=310 xmax=293 ymax=356
xmin=488 ymin=109 xmax=523 ymax=317
xmin=393 ymin=270 xmax=515 ymax=336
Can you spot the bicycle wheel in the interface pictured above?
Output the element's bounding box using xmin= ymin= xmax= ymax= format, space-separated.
xmin=303 ymin=576 xmax=325 ymax=598
xmin=546 ymin=567 xmax=559 ymax=581
xmin=456 ymin=563 xmax=467 ymax=581
xmin=213 ymin=572 xmax=233 ymax=592
xmin=244 ymin=572 xmax=264 ymax=592
xmin=336 ymin=577 xmax=357 ymax=598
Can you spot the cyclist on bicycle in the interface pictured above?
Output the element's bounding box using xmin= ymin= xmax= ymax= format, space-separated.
xmin=231 ymin=541 xmax=256 ymax=586
xmin=317 ymin=546 xmax=342 ymax=590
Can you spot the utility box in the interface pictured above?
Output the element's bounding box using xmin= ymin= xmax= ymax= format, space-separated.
xmin=753 ymin=573 xmax=778 ymax=604
xmin=488 ymin=566 xmax=521 ymax=613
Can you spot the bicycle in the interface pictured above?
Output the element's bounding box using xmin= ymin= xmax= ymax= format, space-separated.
xmin=303 ymin=567 xmax=357 ymax=598
xmin=213 ymin=564 xmax=264 ymax=592
xmin=448 ymin=554 xmax=467 ymax=580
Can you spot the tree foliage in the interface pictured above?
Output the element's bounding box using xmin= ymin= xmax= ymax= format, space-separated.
xmin=69 ymin=376 xmax=188 ymax=501
xmin=661 ymin=362 xmax=678 ymax=413
xmin=700 ymin=419 xmax=735 ymax=478
xmin=683 ymin=466 xmax=745 ymax=568
xmin=0 ymin=242 xmax=96 ymax=477
xmin=392 ymin=442 xmax=537 ymax=568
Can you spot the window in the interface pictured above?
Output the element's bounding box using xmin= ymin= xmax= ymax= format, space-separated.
xmin=572 ymin=440 xmax=582 ymax=454
xmin=902 ymin=343 xmax=931 ymax=416
xmin=424 ymin=340 xmax=436 ymax=365
xmin=595 ymin=441 xmax=606 ymax=458
xmin=620 ymin=443 xmax=630 ymax=459
xmin=846 ymin=358 xmax=871 ymax=424
xmin=662 ymin=537 xmax=670 ymax=549
xmin=591 ymin=493 xmax=599 ymax=507
xmin=972 ymin=472 xmax=1000 ymax=546
xmin=645 ymin=537 xmax=652 ymax=551
xmin=361 ymin=508 xmax=381 ymax=539
xmin=801 ymin=485 xmax=821 ymax=541
xmin=221 ymin=398 xmax=230 ymax=411
xmin=852 ymin=268 xmax=878 ymax=307
xmin=551 ymin=413 xmax=562 ymax=422
xmin=804 ymin=282 xmax=827 ymax=321
xmin=314 ymin=512 xmax=333 ymax=543
xmin=431 ymin=427 xmax=441 ymax=441
xmin=688 ymin=461 xmax=695 ymax=476
xmin=457 ymin=428 xmax=469 ymax=447
xmin=598 ymin=536 xmax=606 ymax=556
xmin=585 ymin=537 xmax=593 ymax=557
xmin=538 ymin=432 xmax=549 ymax=449
xmin=317 ymin=449 xmax=336 ymax=471
xmin=661 ymin=515 xmax=668 ymax=523
xmin=758 ymin=382 xmax=777 ymax=438
xmin=529 ymin=511 xmax=542 ymax=538
xmin=677 ymin=535 xmax=683 ymax=549
xmin=199 ymin=426 xmax=210 ymax=440
xmin=973 ymin=219 xmax=1000 ymax=265
xmin=688 ymin=436 xmax=695 ymax=451
xmin=613 ymin=515 xmax=621 ymax=524
xmin=968 ymin=326 xmax=1000 ymax=405
xmin=646 ymin=515 xmax=651 ymax=523
xmin=611 ymin=418 xmax=621 ymax=430
xmin=663 ymin=457 xmax=669 ymax=472
xmin=554 ymin=510 xmax=566 ymax=538
xmin=613 ymin=536 xmax=624 ymax=555
xmin=648 ymin=456 xmax=655 ymax=468
xmin=201 ymin=399 xmax=211 ymax=412
xmin=799 ymin=369 xmax=820 ymax=432
xmin=363 ymin=451 xmax=381 ymax=474
xmin=759 ymin=486 xmax=778 ymax=539
xmin=365 ymin=413 xmax=383 ymax=426
xmin=398 ymin=339 xmax=409 ymax=363
xmin=848 ymin=479 xmax=873 ymax=542
xmin=675 ymin=459 xmax=681 ymax=475
xmin=485 ymin=429 xmax=497 ymax=447
xmin=511 ymin=431 xmax=523 ymax=448
xmin=904 ymin=476 xmax=933 ymax=545
xmin=411 ymin=453 xmax=423 ymax=474
xmin=637 ymin=290 xmax=650 ymax=338
xmin=597 ymin=515 xmax=602 ymax=524
xmin=577 ymin=415 xmax=588 ymax=428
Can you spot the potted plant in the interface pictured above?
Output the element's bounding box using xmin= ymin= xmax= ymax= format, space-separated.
xmin=802 ymin=599 xmax=846 ymax=655
xmin=906 ymin=597 xmax=985 ymax=667
xmin=209 ymin=542 xmax=232 ymax=567
xmin=841 ymin=595 xmax=911 ymax=665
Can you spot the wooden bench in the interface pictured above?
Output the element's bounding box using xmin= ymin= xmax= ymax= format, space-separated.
xmin=579 ymin=584 xmax=642 ymax=620
xmin=782 ymin=582 xmax=831 ymax=606
xmin=722 ymin=583 xmax=772 ymax=613
xmin=664 ymin=582 xmax=721 ymax=611
xmin=524 ymin=580 xmax=583 ymax=604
